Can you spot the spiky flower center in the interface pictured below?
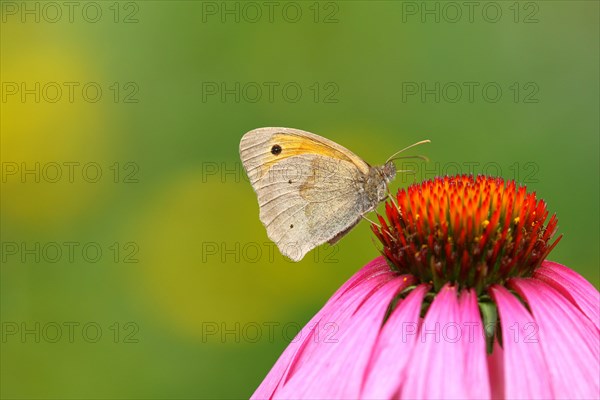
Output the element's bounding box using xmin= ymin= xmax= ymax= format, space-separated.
xmin=372 ymin=175 xmax=561 ymax=295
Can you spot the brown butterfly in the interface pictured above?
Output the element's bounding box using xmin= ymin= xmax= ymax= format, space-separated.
xmin=240 ymin=127 xmax=429 ymax=261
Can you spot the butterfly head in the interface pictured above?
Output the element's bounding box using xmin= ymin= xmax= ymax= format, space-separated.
xmin=381 ymin=161 xmax=397 ymax=183
xmin=367 ymin=161 xmax=397 ymax=203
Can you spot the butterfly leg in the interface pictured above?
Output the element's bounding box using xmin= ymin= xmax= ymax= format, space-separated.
xmin=386 ymin=185 xmax=401 ymax=214
xmin=361 ymin=213 xmax=381 ymax=228
xmin=364 ymin=213 xmax=400 ymax=243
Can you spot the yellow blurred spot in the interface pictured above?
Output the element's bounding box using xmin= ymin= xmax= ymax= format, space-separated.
xmin=123 ymin=173 xmax=340 ymax=343
xmin=2 ymin=29 xmax=110 ymax=228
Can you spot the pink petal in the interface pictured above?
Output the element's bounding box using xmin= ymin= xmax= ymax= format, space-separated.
xmin=510 ymin=278 xmax=600 ymax=399
xmin=489 ymin=284 xmax=553 ymax=398
xmin=280 ymin=267 xmax=405 ymax=389
xmin=329 ymin=256 xmax=394 ymax=303
xmin=458 ymin=289 xmax=491 ymax=398
xmin=361 ymin=283 xmax=429 ymax=399
xmin=401 ymin=284 xmax=489 ymax=399
xmin=275 ymin=275 xmax=410 ymax=399
xmin=486 ymin=339 xmax=505 ymax=400
xmin=251 ymin=257 xmax=394 ymax=400
xmin=534 ymin=260 xmax=600 ymax=330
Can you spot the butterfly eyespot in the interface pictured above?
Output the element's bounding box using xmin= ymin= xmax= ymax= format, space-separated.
xmin=271 ymin=144 xmax=282 ymax=155
xmin=290 ymin=224 xmax=294 ymax=229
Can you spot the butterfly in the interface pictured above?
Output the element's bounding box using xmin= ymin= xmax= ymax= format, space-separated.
xmin=239 ymin=127 xmax=429 ymax=261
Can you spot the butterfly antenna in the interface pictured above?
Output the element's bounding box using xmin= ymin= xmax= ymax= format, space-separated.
xmin=385 ymin=139 xmax=431 ymax=164
xmin=391 ymin=154 xmax=430 ymax=162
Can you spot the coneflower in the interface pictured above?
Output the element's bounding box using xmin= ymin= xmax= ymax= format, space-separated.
xmin=252 ymin=175 xmax=599 ymax=399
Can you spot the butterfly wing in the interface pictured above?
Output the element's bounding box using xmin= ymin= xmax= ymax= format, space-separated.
xmin=240 ymin=128 xmax=372 ymax=261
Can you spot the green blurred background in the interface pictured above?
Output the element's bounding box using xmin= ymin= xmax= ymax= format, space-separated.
xmin=1 ymin=1 xmax=598 ymax=398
